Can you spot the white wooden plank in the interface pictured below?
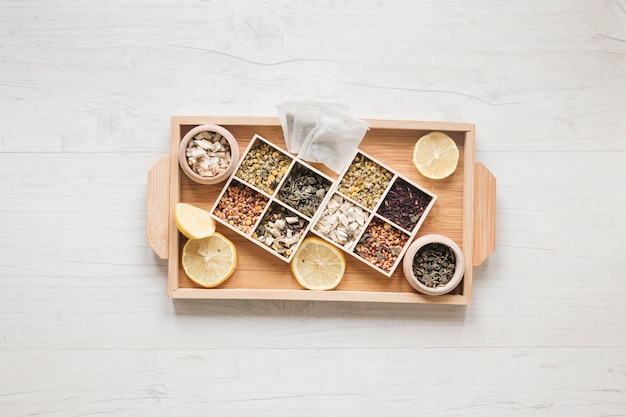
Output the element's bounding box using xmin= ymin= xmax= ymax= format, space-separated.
xmin=0 ymin=1 xmax=624 ymax=152
xmin=0 ymin=349 xmax=624 ymax=417
xmin=2 ymin=0 xmax=626 ymax=415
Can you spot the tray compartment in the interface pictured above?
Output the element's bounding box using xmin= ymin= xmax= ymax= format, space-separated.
xmin=212 ymin=178 xmax=269 ymax=235
xmin=336 ymin=152 xmax=393 ymax=210
xmin=276 ymin=161 xmax=333 ymax=219
xmin=252 ymin=201 xmax=310 ymax=260
xmin=234 ymin=135 xmax=293 ymax=195
xmin=312 ymin=192 xmax=371 ymax=251
xmin=352 ymin=216 xmax=411 ymax=275
xmin=376 ymin=176 xmax=435 ymax=233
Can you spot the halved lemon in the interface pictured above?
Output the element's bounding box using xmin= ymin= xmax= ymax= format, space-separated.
xmin=412 ymin=131 xmax=459 ymax=180
xmin=175 ymin=202 xmax=216 ymax=239
xmin=182 ymin=233 xmax=237 ymax=288
xmin=291 ymin=237 xmax=346 ymax=291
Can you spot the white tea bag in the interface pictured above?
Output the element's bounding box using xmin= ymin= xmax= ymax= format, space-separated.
xmin=277 ymin=100 xmax=348 ymax=154
xmin=298 ymin=107 xmax=369 ymax=173
xmin=291 ymin=102 xmax=321 ymax=153
xmin=276 ymin=101 xmax=296 ymax=153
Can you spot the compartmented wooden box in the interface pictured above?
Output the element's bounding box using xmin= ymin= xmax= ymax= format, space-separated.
xmin=310 ymin=148 xmax=437 ymax=277
xmin=210 ymin=133 xmax=437 ymax=277
xmin=210 ymin=134 xmax=332 ymax=263
xmin=147 ymin=116 xmax=496 ymax=305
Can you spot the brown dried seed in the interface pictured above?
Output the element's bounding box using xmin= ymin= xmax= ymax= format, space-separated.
xmin=214 ymin=181 xmax=268 ymax=233
xmin=354 ymin=219 xmax=409 ymax=272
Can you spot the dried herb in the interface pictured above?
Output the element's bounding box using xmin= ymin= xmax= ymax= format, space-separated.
xmin=377 ymin=178 xmax=432 ymax=231
xmin=253 ymin=202 xmax=308 ymax=258
xmin=337 ymin=153 xmax=392 ymax=209
xmin=185 ymin=130 xmax=232 ymax=178
xmin=213 ymin=180 xmax=268 ymax=234
xmin=277 ymin=163 xmax=331 ymax=218
xmin=412 ymin=243 xmax=456 ymax=288
xmin=314 ymin=193 xmax=369 ymax=250
xmin=354 ymin=217 xmax=410 ymax=272
xmin=236 ymin=140 xmax=291 ymax=195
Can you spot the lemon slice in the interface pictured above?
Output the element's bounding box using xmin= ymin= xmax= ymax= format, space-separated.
xmin=175 ymin=202 xmax=216 ymax=239
xmin=182 ymin=233 xmax=237 ymax=288
xmin=412 ymin=131 xmax=460 ymax=179
xmin=291 ymin=237 xmax=346 ymax=291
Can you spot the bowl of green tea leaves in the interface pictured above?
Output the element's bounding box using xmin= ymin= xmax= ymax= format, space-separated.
xmin=403 ymin=234 xmax=465 ymax=296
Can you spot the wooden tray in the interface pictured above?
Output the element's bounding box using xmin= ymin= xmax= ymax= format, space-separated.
xmin=147 ymin=116 xmax=496 ymax=305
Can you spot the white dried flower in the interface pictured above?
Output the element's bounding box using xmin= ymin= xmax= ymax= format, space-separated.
xmin=185 ymin=130 xmax=232 ymax=178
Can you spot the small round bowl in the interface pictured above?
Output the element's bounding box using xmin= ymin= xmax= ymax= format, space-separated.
xmin=178 ymin=124 xmax=239 ymax=185
xmin=403 ymin=234 xmax=465 ymax=296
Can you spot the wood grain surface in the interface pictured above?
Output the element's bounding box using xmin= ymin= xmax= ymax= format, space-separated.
xmin=1 ymin=1 xmax=625 ymax=416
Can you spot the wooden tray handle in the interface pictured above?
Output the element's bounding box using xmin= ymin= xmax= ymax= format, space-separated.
xmin=147 ymin=156 xmax=170 ymax=259
xmin=473 ymin=162 xmax=496 ymax=266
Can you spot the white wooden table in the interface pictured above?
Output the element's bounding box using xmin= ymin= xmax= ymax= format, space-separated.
xmin=1 ymin=1 xmax=625 ymax=415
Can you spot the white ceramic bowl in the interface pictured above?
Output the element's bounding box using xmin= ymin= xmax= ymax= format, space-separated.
xmin=178 ymin=124 xmax=239 ymax=185
xmin=402 ymin=234 xmax=465 ymax=296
